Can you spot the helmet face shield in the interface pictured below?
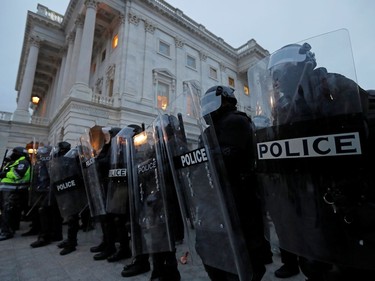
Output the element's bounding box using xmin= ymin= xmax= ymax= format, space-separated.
xmin=268 ymin=44 xmax=308 ymax=70
xmin=201 ymin=90 xmax=222 ymax=117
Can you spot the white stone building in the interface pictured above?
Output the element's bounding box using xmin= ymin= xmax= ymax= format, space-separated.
xmin=0 ymin=0 xmax=268 ymax=156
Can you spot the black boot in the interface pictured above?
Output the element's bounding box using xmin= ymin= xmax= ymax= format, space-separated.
xmin=0 ymin=232 xmax=13 ymax=241
xmin=90 ymin=241 xmax=106 ymax=253
xmin=60 ymin=245 xmax=76 ymax=255
xmin=121 ymin=255 xmax=150 ymax=277
xmin=93 ymin=246 xmax=116 ymax=260
xmin=57 ymin=239 xmax=69 ymax=249
xmin=30 ymin=237 xmax=50 ymax=248
xmin=107 ymin=247 xmax=132 ymax=262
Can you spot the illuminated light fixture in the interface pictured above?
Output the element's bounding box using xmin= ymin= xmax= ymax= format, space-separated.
xmin=28 ymin=148 xmax=36 ymax=154
xmin=31 ymin=96 xmax=40 ymax=105
xmin=112 ymin=34 xmax=119 ymax=49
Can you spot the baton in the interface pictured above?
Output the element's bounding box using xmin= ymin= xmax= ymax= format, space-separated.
xmin=25 ymin=194 xmax=44 ymax=217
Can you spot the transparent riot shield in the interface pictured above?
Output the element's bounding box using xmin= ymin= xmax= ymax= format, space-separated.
xmin=106 ymin=127 xmax=134 ymax=215
xmin=158 ymin=81 xmax=253 ymax=280
xmin=245 ymin=29 xmax=374 ymax=269
xmin=128 ymin=122 xmax=174 ymax=255
xmin=78 ymin=132 xmax=106 ymax=218
xmin=27 ymin=143 xmax=52 ymax=215
xmin=48 ymin=147 xmax=87 ymax=218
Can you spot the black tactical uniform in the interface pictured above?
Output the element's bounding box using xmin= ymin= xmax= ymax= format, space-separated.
xmin=200 ymin=85 xmax=268 ymax=281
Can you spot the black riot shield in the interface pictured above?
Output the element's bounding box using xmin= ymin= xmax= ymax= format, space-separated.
xmin=106 ymin=127 xmax=134 ymax=214
xmin=158 ymin=81 xmax=253 ymax=280
xmin=48 ymin=147 xmax=87 ymax=218
xmin=246 ymin=29 xmax=375 ymax=269
xmin=128 ymin=122 xmax=174 ymax=256
xmin=28 ymin=144 xmax=52 ymax=209
xmin=78 ymin=133 xmax=106 ymax=217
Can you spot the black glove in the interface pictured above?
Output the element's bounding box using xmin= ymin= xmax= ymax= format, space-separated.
xmin=0 ymin=171 xmax=7 ymax=178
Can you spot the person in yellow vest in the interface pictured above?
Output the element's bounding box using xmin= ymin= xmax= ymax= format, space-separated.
xmin=0 ymin=146 xmax=31 ymax=240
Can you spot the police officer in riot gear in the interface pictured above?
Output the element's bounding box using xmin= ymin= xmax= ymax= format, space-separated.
xmin=200 ymin=85 xmax=268 ymax=281
xmin=53 ymin=143 xmax=86 ymax=255
xmin=254 ymin=40 xmax=375 ymax=281
xmin=91 ymin=127 xmax=119 ymax=259
xmin=91 ymin=126 xmax=133 ymax=262
xmin=30 ymin=143 xmax=67 ymax=248
xmin=0 ymin=146 xmax=31 ymax=240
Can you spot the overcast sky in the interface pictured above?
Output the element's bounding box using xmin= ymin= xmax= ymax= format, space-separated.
xmin=1 ymin=0 xmax=374 ymax=113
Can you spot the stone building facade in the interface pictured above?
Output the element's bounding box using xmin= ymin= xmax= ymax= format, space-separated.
xmin=0 ymin=0 xmax=269 ymax=156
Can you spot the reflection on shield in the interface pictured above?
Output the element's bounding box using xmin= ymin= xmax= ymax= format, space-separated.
xmin=29 ymin=145 xmax=52 ymax=207
xmin=106 ymin=129 xmax=132 ymax=215
xmin=129 ymin=127 xmax=173 ymax=256
xmin=78 ymin=134 xmax=106 ymax=218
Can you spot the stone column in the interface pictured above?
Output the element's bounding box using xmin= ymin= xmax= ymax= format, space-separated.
xmin=69 ymin=16 xmax=84 ymax=89
xmin=75 ymin=0 xmax=97 ymax=86
xmin=61 ymin=34 xmax=74 ymax=99
xmin=118 ymin=14 xmax=126 ymax=99
xmin=13 ymin=36 xmax=40 ymax=122
xmin=52 ymin=47 xmax=67 ymax=114
xmin=70 ymin=0 xmax=97 ymax=100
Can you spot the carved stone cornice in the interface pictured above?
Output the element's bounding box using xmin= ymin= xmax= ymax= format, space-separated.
xmin=66 ymin=32 xmax=74 ymax=44
xmin=119 ymin=14 xmax=126 ymax=24
xmin=144 ymin=20 xmax=156 ymax=34
xmin=219 ymin=63 xmax=226 ymax=72
xmin=75 ymin=15 xmax=84 ymax=29
xmin=128 ymin=12 xmax=140 ymax=25
xmin=71 ymin=103 xmax=109 ymax=118
xmin=29 ymin=36 xmax=41 ymax=48
xmin=85 ymin=0 xmax=98 ymax=10
xmin=199 ymin=51 xmax=207 ymax=61
xmin=174 ymin=37 xmax=184 ymax=48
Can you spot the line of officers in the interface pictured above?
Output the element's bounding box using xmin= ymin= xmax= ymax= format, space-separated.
xmin=0 ymin=86 xmax=374 ymax=281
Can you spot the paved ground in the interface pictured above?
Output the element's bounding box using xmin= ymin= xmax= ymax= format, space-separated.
xmin=0 ymin=221 xmax=306 ymax=281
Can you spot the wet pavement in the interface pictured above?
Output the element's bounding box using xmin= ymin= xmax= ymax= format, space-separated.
xmin=0 ymin=221 xmax=306 ymax=281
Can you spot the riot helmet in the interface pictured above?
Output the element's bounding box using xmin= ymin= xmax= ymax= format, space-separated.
xmin=201 ymin=85 xmax=237 ymax=117
xmin=64 ymin=147 xmax=79 ymax=158
xmin=268 ymin=43 xmax=317 ymax=121
xmin=268 ymin=43 xmax=316 ymax=88
xmin=154 ymin=114 xmax=181 ymax=140
xmin=109 ymin=127 xmax=122 ymax=138
xmin=8 ymin=146 xmax=28 ymax=161
xmin=268 ymin=43 xmax=316 ymax=70
xmin=57 ymin=141 xmax=71 ymax=157
xmin=116 ymin=124 xmax=142 ymax=144
xmin=36 ymin=145 xmax=52 ymax=161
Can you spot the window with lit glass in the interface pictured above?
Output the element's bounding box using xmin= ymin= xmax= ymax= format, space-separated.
xmin=112 ymin=34 xmax=119 ymax=49
xmin=158 ymin=40 xmax=170 ymax=57
xmin=228 ymin=77 xmax=235 ymax=87
xmin=157 ymin=82 xmax=169 ymax=110
xmin=244 ymin=85 xmax=250 ymax=95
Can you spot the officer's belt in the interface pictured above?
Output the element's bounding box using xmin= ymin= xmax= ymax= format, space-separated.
xmin=0 ymin=184 xmax=29 ymax=191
